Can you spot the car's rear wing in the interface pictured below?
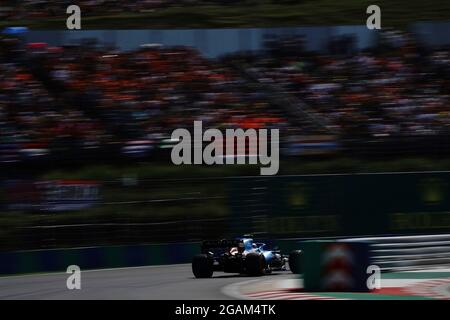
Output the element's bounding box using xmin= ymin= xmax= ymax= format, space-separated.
xmin=201 ymin=239 xmax=244 ymax=253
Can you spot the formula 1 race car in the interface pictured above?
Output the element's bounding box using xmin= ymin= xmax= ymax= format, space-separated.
xmin=192 ymin=236 xmax=300 ymax=278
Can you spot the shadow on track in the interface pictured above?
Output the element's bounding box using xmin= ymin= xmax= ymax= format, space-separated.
xmin=188 ymin=272 xmax=286 ymax=280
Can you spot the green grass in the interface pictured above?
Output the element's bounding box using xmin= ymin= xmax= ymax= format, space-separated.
xmin=1 ymin=0 xmax=449 ymax=30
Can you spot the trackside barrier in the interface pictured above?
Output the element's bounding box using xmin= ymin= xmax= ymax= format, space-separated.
xmin=0 ymin=242 xmax=201 ymax=275
xmin=344 ymin=234 xmax=450 ymax=271
xmin=0 ymin=238 xmax=314 ymax=275
xmin=1 ymin=235 xmax=448 ymax=275
xmin=278 ymin=235 xmax=450 ymax=272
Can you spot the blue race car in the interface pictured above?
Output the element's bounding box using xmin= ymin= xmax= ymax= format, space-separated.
xmin=192 ymin=237 xmax=292 ymax=278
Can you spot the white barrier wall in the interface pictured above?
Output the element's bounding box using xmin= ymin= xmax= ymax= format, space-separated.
xmin=345 ymin=234 xmax=450 ymax=271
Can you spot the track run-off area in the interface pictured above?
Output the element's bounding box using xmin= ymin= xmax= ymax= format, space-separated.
xmin=0 ymin=264 xmax=449 ymax=300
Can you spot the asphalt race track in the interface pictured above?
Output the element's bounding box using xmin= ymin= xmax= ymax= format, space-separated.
xmin=1 ymin=264 xmax=449 ymax=300
xmin=0 ymin=264 xmax=290 ymax=300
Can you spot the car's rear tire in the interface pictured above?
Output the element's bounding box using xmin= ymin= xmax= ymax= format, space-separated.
xmin=289 ymin=250 xmax=302 ymax=274
xmin=192 ymin=254 xmax=213 ymax=278
xmin=245 ymin=253 xmax=265 ymax=276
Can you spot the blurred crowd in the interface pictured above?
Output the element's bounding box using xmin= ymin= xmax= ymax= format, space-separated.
xmin=0 ymin=40 xmax=112 ymax=162
xmin=46 ymin=44 xmax=286 ymax=133
xmin=0 ymin=0 xmax=241 ymax=19
xmin=0 ymin=38 xmax=288 ymax=163
xmin=232 ymin=32 xmax=450 ymax=139
xmin=1 ymin=30 xmax=450 ymax=165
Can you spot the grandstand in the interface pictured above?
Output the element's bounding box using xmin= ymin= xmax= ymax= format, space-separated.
xmin=1 ymin=29 xmax=450 ymax=169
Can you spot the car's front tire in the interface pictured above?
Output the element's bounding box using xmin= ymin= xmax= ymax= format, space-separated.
xmin=192 ymin=254 xmax=213 ymax=278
